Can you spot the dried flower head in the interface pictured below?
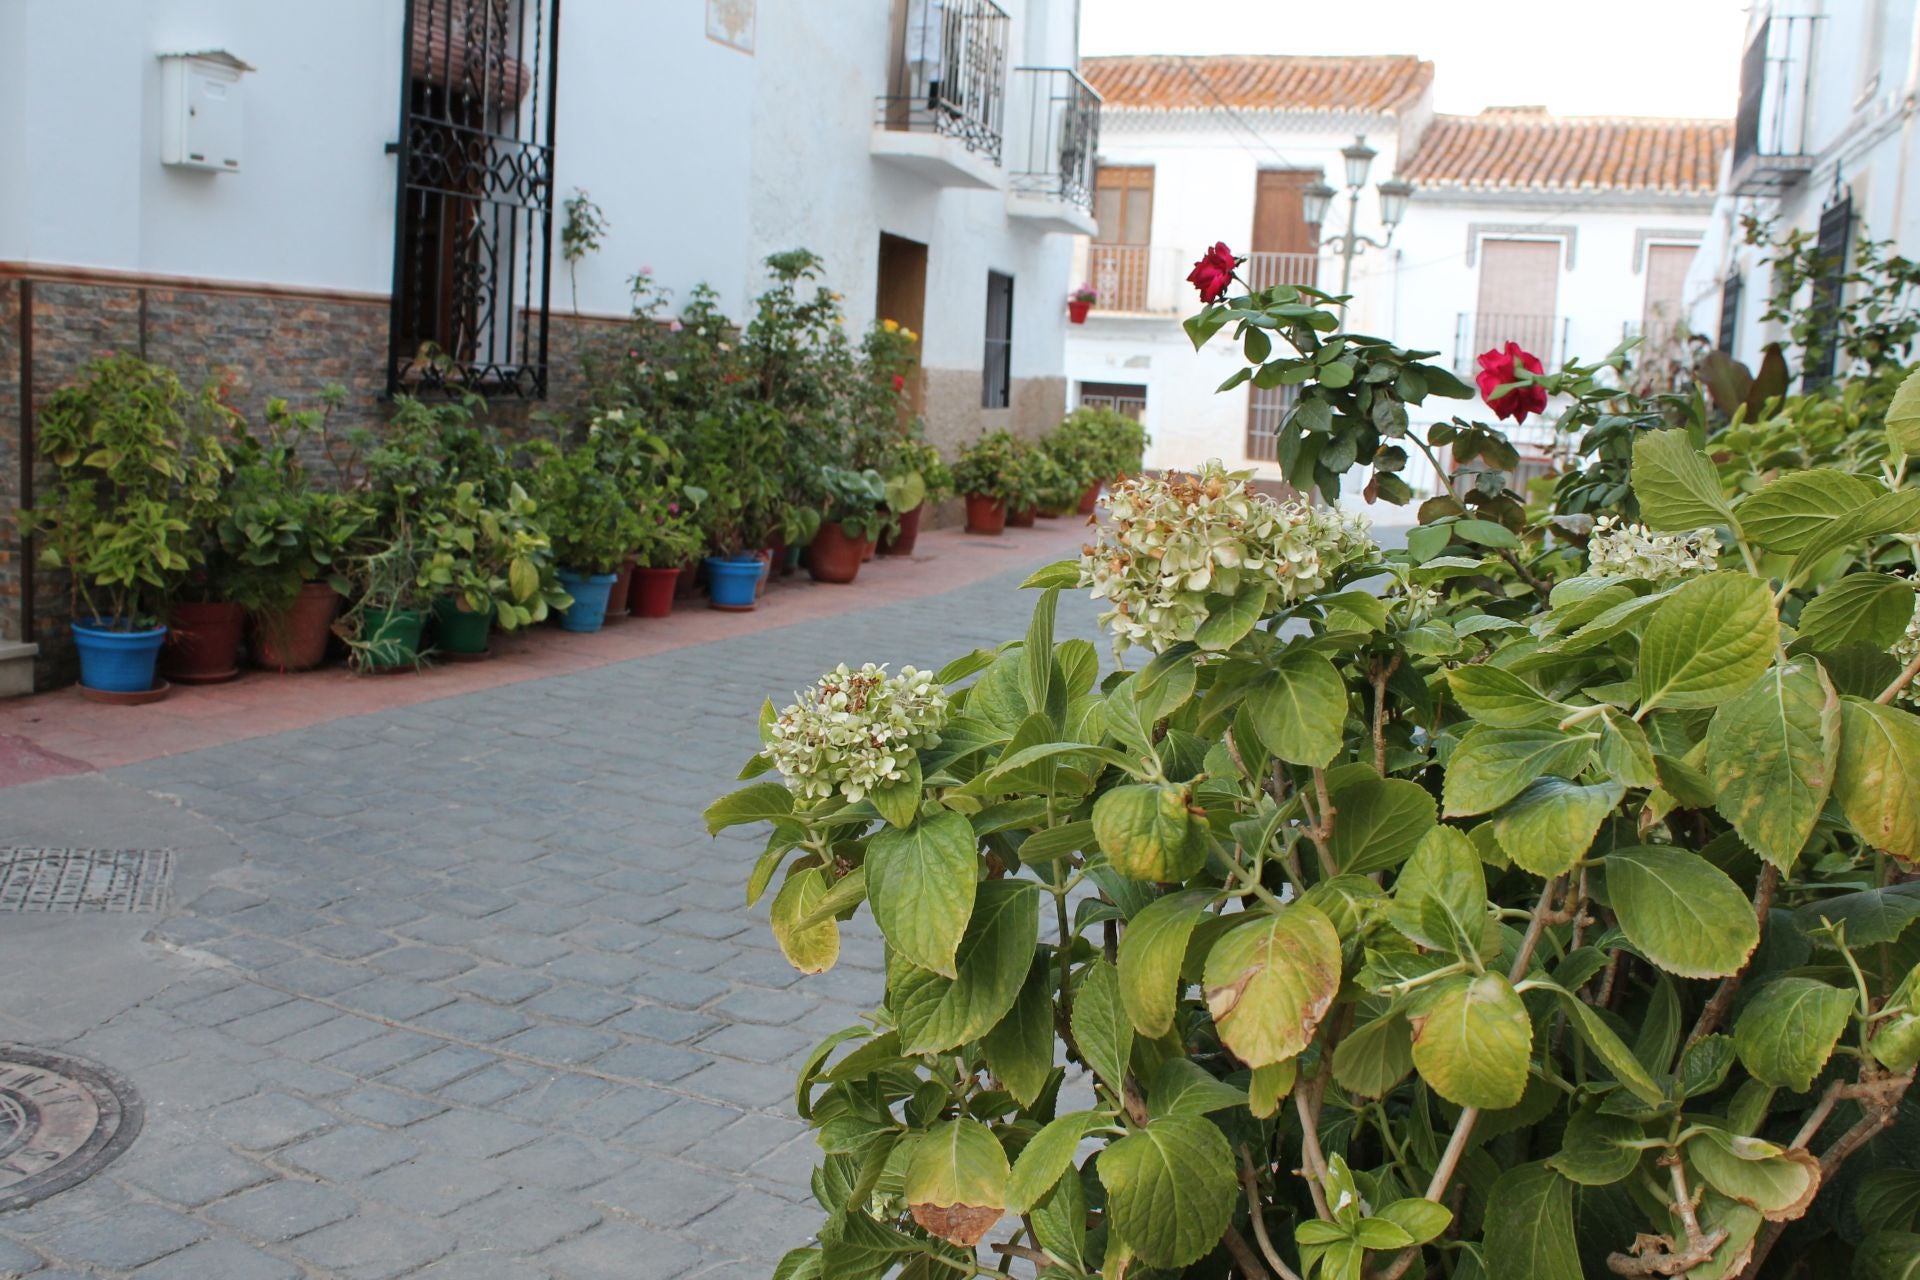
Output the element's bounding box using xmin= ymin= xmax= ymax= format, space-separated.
xmin=1587 ymin=516 xmax=1721 ymax=582
xmin=763 ymin=664 xmax=949 ymax=803
xmin=1079 ymin=461 xmax=1375 ymax=654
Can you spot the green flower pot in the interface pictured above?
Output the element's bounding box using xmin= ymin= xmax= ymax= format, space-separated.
xmin=431 ymin=596 xmax=494 ymax=656
xmin=360 ymin=606 xmax=426 ymax=670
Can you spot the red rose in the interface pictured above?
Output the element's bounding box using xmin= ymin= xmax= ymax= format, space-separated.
xmin=892 ymin=374 xmax=906 ymax=392
xmin=1475 ymin=342 xmax=1548 ymax=424
xmin=1186 ymin=242 xmax=1241 ymax=303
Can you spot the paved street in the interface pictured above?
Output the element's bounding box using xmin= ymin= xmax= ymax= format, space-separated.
xmin=0 ymin=528 xmax=1104 ymax=1279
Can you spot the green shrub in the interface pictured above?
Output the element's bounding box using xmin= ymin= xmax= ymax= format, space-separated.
xmin=710 ymin=268 xmax=1920 ymax=1279
xmin=952 ymin=430 xmax=1027 ymax=506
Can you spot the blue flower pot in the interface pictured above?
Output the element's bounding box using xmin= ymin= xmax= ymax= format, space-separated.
xmin=556 ymin=569 xmax=619 ymax=633
xmin=706 ymin=555 xmax=763 ymax=612
xmin=72 ymin=619 xmax=168 ymax=694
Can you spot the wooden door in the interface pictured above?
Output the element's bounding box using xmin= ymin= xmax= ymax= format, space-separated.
xmin=1090 ymin=165 xmax=1153 ymax=310
xmin=1474 ymin=239 xmax=1561 ymax=365
xmin=877 ymin=232 xmax=929 ymax=414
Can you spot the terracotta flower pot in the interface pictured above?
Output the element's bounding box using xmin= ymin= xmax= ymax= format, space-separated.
xmin=808 ymin=521 xmax=867 ymax=583
xmin=161 ymin=600 xmax=245 ymax=684
xmin=629 ymin=565 xmax=678 ymax=618
xmin=1077 ymin=481 xmax=1101 ymax=515
xmin=879 ymin=503 xmax=925 ymax=556
xmin=1008 ymin=507 xmax=1037 ymax=528
xmin=251 ymin=581 xmax=340 ymax=672
xmin=964 ymin=494 xmax=1006 ymax=536
xmin=603 ymin=557 xmax=636 ymax=623
xmin=1068 ymin=299 xmax=1092 ymax=324
xmin=755 ymin=549 xmax=775 ymax=597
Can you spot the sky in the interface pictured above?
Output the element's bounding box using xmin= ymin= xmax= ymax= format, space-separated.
xmin=1079 ymin=0 xmax=1750 ymax=120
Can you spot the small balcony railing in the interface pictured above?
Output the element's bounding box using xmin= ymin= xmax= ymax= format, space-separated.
xmin=877 ymin=0 xmax=1010 ymax=164
xmin=1731 ymin=14 xmax=1818 ymax=195
xmin=1082 ymin=247 xmax=1327 ymax=315
xmin=1455 ymin=311 xmax=1568 ymax=376
xmin=1007 ymin=67 xmax=1099 ymax=210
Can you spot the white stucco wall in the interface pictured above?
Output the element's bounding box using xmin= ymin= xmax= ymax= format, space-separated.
xmin=1686 ymin=0 xmax=1920 ymax=367
xmin=0 ymin=0 xmax=1079 ymax=389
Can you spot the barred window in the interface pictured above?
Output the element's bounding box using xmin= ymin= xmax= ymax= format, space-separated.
xmin=389 ymin=0 xmax=559 ymax=399
xmin=983 ymin=270 xmax=1013 ymax=409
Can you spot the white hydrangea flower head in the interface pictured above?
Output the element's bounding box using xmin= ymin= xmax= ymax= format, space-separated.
xmin=1389 ymin=580 xmax=1443 ymax=626
xmin=1079 ymin=461 xmax=1377 ymax=655
xmin=762 ymin=663 xmax=949 ymax=804
xmin=1587 ymin=516 xmax=1721 ymax=583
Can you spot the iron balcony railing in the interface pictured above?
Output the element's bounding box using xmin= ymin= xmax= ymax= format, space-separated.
xmin=877 ymin=0 xmax=1010 ymax=164
xmin=1731 ymin=14 xmax=1819 ymax=195
xmin=1007 ymin=66 xmax=1100 ymax=210
xmin=1081 ymin=247 xmax=1324 ymax=315
xmin=1455 ymin=312 xmax=1568 ymax=377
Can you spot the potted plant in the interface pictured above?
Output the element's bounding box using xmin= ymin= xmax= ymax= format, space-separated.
xmin=809 ymin=466 xmax=895 ymax=584
xmin=1050 ymin=405 xmax=1144 ymax=514
xmin=1027 ymin=442 xmax=1084 ymax=519
xmin=629 ymin=493 xmax=706 ymax=618
xmin=531 ymin=441 xmax=644 ymax=632
xmin=952 ymin=430 xmax=1024 ymax=536
xmin=27 ymin=355 xmax=233 ymax=698
xmin=343 ymin=528 xmax=430 ymax=671
xmin=877 ymin=436 xmax=952 ymax=557
xmin=420 ymin=480 xmax=570 ymax=659
xmin=1002 ymin=436 xmax=1044 ymax=527
xmin=1067 ymin=282 xmax=1098 ymax=324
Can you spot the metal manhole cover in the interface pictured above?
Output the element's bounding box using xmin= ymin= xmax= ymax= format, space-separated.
xmin=0 ymin=1046 xmax=143 ymax=1211
xmin=0 ymin=849 xmax=174 ymax=912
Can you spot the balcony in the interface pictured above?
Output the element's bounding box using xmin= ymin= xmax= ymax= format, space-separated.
xmin=872 ymin=0 xmax=1009 ymax=190
xmin=1076 ymin=247 xmax=1325 ymax=316
xmin=1005 ymin=67 xmax=1101 ymax=235
xmin=1729 ymin=15 xmax=1818 ymax=196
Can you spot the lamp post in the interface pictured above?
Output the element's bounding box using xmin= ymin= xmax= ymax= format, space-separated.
xmin=1302 ymin=135 xmax=1414 ymax=297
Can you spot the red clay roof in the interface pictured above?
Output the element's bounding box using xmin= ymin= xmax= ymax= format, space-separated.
xmin=1082 ymin=54 xmax=1434 ymax=115
xmin=1401 ymin=111 xmax=1730 ymax=194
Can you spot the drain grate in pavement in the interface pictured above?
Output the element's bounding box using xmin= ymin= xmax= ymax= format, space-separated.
xmin=0 ymin=848 xmax=175 ymax=912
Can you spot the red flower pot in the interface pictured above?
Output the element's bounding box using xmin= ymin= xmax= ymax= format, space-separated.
xmin=603 ymin=557 xmax=636 ymax=622
xmin=1068 ymin=299 xmax=1092 ymax=324
xmin=755 ymin=548 xmax=774 ymax=597
xmin=629 ymin=565 xmax=679 ymax=618
xmin=251 ymin=582 xmax=340 ymax=672
xmin=808 ymin=521 xmax=867 ymax=583
xmin=1008 ymin=507 xmax=1037 ymax=528
xmin=964 ymin=494 xmax=1006 ymax=536
xmin=161 ymin=600 xmax=244 ymax=684
xmin=1077 ymin=481 xmax=1101 ymax=515
xmin=879 ymin=503 xmax=925 ymax=556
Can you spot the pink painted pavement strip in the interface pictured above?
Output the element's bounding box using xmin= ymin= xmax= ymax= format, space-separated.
xmin=0 ymin=521 xmax=1088 ymax=787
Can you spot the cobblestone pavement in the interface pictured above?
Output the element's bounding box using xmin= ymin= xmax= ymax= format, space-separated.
xmin=0 ymin=541 xmax=1106 ymax=1279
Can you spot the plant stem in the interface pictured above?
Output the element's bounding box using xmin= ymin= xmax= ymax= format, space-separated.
xmin=1877 ymin=647 xmax=1920 ymax=704
xmin=1369 ymin=656 xmax=1400 ymax=776
xmin=1293 ymin=1086 xmax=1335 ymax=1221
xmin=1685 ymin=863 xmax=1779 ymax=1047
xmin=1239 ymin=1143 xmax=1303 ymax=1280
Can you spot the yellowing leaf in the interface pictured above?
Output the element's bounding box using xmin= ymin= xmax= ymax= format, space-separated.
xmin=1202 ymin=904 xmax=1341 ymax=1068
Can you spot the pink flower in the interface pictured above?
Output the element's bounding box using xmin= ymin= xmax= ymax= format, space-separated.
xmin=668 ymin=503 xmax=680 ymax=515
xmin=668 ymin=319 xmax=684 ymax=333
xmin=1475 ymin=343 xmax=1549 ymax=424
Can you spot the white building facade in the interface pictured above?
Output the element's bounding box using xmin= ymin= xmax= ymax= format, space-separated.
xmin=0 ymin=0 xmax=1094 ymax=683
xmin=1066 ymin=55 xmax=1726 ymax=508
xmin=1686 ymin=0 xmax=1920 ymax=378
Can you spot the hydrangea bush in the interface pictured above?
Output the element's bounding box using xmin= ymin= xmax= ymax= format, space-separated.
xmin=709 ymin=254 xmax=1920 ymax=1280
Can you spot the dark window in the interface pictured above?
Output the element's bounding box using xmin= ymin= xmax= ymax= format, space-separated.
xmin=983 ymin=270 xmax=1013 ymax=408
xmin=1079 ymin=381 xmax=1146 ymax=420
xmin=389 ymin=0 xmax=560 ymax=399
xmin=1717 ymin=272 xmax=1742 ymax=354
xmin=1804 ymin=192 xmax=1852 ymax=389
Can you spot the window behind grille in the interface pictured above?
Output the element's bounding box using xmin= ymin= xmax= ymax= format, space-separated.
xmin=1717 ymin=273 xmax=1742 ymax=354
xmin=1804 ymin=193 xmax=1852 ymax=389
xmin=983 ymin=271 xmax=1014 ymax=409
xmin=388 ymin=0 xmax=559 ymax=399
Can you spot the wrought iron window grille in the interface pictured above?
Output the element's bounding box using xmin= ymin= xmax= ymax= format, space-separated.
xmin=1008 ymin=66 xmax=1099 ymax=211
xmin=388 ymin=0 xmax=560 ymax=400
xmin=878 ymin=0 xmax=1010 ymax=165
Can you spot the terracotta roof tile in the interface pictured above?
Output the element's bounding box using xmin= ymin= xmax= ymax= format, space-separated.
xmin=1400 ymin=111 xmax=1730 ymax=194
xmin=1082 ymin=54 xmax=1434 ymax=115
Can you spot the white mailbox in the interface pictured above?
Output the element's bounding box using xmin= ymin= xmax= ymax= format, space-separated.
xmin=159 ymin=51 xmax=253 ymax=172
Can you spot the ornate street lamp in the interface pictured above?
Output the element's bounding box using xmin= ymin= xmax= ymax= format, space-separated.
xmin=1305 ymin=135 xmax=1415 ymax=297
